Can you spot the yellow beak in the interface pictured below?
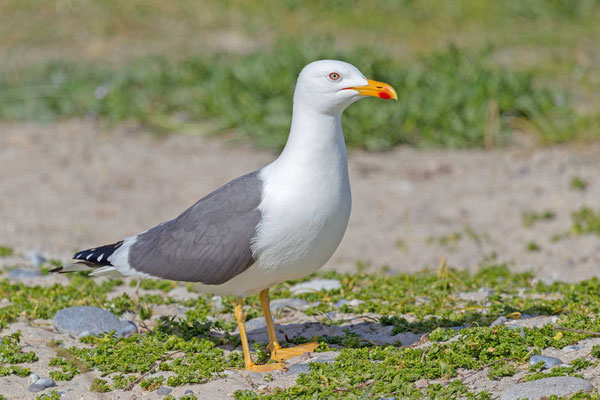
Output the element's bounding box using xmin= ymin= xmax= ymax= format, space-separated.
xmin=345 ymin=78 xmax=398 ymax=100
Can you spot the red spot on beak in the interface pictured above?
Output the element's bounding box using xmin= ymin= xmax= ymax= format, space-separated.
xmin=378 ymin=92 xmax=392 ymax=99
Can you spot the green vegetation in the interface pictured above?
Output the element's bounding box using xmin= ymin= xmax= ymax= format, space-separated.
xmin=0 ymin=331 xmax=37 ymax=377
xmin=2 ymin=1 xmax=600 ymax=149
xmin=0 ymin=247 xmax=13 ymax=257
xmin=570 ymin=176 xmax=589 ymax=191
xmin=7 ymin=262 xmax=600 ymax=396
xmin=526 ymin=241 xmax=541 ymax=252
xmin=36 ymin=392 xmax=62 ymax=400
xmin=0 ymin=43 xmax=583 ymax=150
xmin=522 ymin=210 xmax=556 ymax=227
xmin=571 ymin=207 xmax=600 ymax=236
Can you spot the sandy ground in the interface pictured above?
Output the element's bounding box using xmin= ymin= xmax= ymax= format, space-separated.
xmin=2 ymin=119 xmax=600 ymax=281
xmin=3 ymin=120 xmax=600 ymax=399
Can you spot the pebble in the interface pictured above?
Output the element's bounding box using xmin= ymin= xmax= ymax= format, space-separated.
xmin=562 ymin=344 xmax=584 ymax=353
xmin=53 ymin=306 xmax=137 ymax=338
xmin=27 ymin=251 xmax=46 ymax=267
xmin=286 ymin=351 xmax=340 ymax=374
xmin=29 ymin=373 xmax=40 ymax=384
xmin=290 ymin=279 xmax=342 ymax=295
xmin=270 ymin=298 xmax=310 ymax=312
xmin=212 ymin=296 xmax=225 ymax=312
xmin=458 ymin=288 xmax=494 ymax=303
xmin=7 ymin=268 xmax=42 ymax=280
xmin=490 ymin=316 xmax=507 ymax=327
xmin=529 ymin=355 xmax=564 ymax=369
xmin=28 ymin=377 xmax=56 ymax=393
xmin=167 ymin=286 xmax=197 ymax=302
xmin=157 ymin=386 xmax=172 ymax=396
xmin=414 ymin=378 xmax=428 ymax=389
xmin=245 ymin=317 xmax=267 ymax=332
xmin=500 ymin=376 xmax=593 ymax=400
xmin=334 ymin=299 xmax=364 ymax=308
xmin=184 ymin=390 xmax=195 ymax=395
xmin=505 ymin=315 xmax=557 ymax=329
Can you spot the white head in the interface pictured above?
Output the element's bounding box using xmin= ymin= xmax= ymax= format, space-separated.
xmin=293 ymin=60 xmax=397 ymax=116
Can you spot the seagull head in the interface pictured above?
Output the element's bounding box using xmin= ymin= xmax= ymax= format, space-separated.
xmin=294 ymin=60 xmax=398 ymax=116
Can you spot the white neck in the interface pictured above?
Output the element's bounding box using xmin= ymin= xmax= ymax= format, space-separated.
xmin=274 ymin=103 xmax=347 ymax=170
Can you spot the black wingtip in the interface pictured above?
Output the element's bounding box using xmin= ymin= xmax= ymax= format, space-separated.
xmin=49 ymin=266 xmax=63 ymax=273
xmin=72 ymin=240 xmax=123 ymax=266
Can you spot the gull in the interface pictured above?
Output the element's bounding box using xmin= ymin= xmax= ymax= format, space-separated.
xmin=52 ymin=60 xmax=397 ymax=371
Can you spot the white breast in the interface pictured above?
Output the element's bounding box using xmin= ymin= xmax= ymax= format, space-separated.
xmin=252 ymin=157 xmax=351 ymax=277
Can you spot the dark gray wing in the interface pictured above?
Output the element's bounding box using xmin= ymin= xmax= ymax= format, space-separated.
xmin=127 ymin=171 xmax=262 ymax=285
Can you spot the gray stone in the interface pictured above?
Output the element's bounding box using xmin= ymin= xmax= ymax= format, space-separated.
xmin=212 ymin=296 xmax=224 ymax=312
xmin=414 ymin=379 xmax=428 ymax=389
xmin=28 ymin=377 xmax=56 ymax=392
xmin=7 ymin=268 xmax=42 ymax=280
xmin=505 ymin=315 xmax=557 ymax=329
xmin=245 ymin=317 xmax=267 ymax=332
xmin=167 ymin=287 xmax=196 ymax=302
xmin=184 ymin=390 xmax=194 ymax=395
xmin=290 ymin=279 xmax=342 ymax=295
xmin=157 ymin=386 xmax=172 ymax=396
xmin=27 ymin=251 xmax=46 ymax=267
xmin=500 ymin=376 xmax=593 ymax=400
xmin=563 ymin=344 xmax=584 ymax=353
xmin=53 ymin=306 xmax=137 ymax=338
xmin=334 ymin=299 xmax=364 ymax=308
xmin=286 ymin=351 xmax=340 ymax=374
xmin=29 ymin=373 xmax=40 ymax=384
xmin=490 ymin=316 xmax=507 ymax=327
xmin=270 ymin=298 xmax=310 ymax=312
xmin=529 ymin=355 xmax=564 ymax=369
xmin=458 ymin=288 xmax=494 ymax=303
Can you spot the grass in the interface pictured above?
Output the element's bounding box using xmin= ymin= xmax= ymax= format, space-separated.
xmin=5 ymin=262 xmax=600 ymax=397
xmin=571 ymin=207 xmax=600 ymax=236
xmin=1 ymin=42 xmax=587 ymax=150
xmin=2 ymin=1 xmax=600 ymax=149
xmin=522 ymin=210 xmax=556 ymax=227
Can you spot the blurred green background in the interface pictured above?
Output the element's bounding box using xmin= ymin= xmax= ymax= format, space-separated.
xmin=1 ymin=0 xmax=599 ymax=150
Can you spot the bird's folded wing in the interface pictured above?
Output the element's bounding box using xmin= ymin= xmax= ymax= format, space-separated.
xmin=123 ymin=171 xmax=263 ymax=285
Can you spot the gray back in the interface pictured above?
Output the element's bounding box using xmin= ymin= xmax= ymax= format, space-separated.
xmin=128 ymin=172 xmax=262 ymax=284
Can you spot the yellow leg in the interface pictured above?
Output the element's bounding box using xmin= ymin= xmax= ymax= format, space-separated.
xmin=259 ymin=289 xmax=319 ymax=362
xmin=234 ymin=298 xmax=286 ymax=372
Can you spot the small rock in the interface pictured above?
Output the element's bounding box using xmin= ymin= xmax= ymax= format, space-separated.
xmin=167 ymin=286 xmax=196 ymax=302
xmin=212 ymin=296 xmax=225 ymax=312
xmin=53 ymin=306 xmax=137 ymax=338
xmin=562 ymin=344 xmax=584 ymax=353
xmin=27 ymin=251 xmax=46 ymax=267
xmin=505 ymin=315 xmax=557 ymax=329
xmin=184 ymin=390 xmax=194 ymax=395
xmin=7 ymin=268 xmax=42 ymax=280
xmin=270 ymin=298 xmax=310 ymax=312
xmin=286 ymin=351 xmax=340 ymax=374
xmin=414 ymin=379 xmax=428 ymax=389
xmin=529 ymin=355 xmax=565 ymax=369
xmin=490 ymin=316 xmax=507 ymax=327
xmin=334 ymin=299 xmax=364 ymax=308
xmin=458 ymin=288 xmax=494 ymax=303
xmin=290 ymin=279 xmax=342 ymax=295
xmin=157 ymin=386 xmax=172 ymax=396
xmin=500 ymin=376 xmax=592 ymax=400
xmin=29 ymin=373 xmax=40 ymax=384
xmin=28 ymin=377 xmax=56 ymax=393
xmin=245 ymin=317 xmax=267 ymax=332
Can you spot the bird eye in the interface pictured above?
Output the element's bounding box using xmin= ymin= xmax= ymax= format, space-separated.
xmin=328 ymin=72 xmax=340 ymax=81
